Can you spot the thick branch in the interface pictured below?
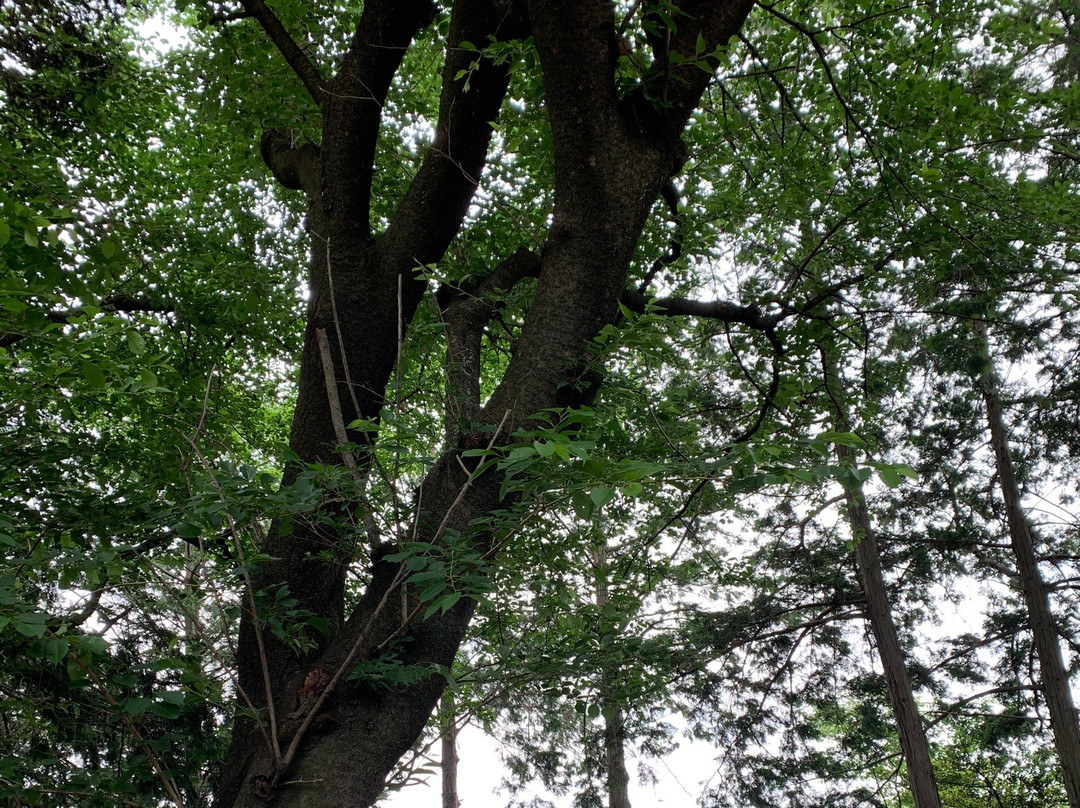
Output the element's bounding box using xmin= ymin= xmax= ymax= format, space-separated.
xmin=621 ymin=287 xmax=780 ymax=331
xmin=630 ymin=0 xmax=757 ymax=140
xmin=208 ymin=10 xmax=254 ymax=24
xmin=324 ymin=0 xmax=439 ymax=236
xmin=259 ymin=128 xmax=321 ymax=195
xmin=436 ymin=245 xmax=542 ymax=309
xmin=527 ymin=0 xmax=621 ymax=177
xmin=1 ymin=295 xmax=173 ymax=348
xmin=101 ymin=293 xmax=174 ymax=314
xmin=238 ymin=0 xmax=327 ymax=106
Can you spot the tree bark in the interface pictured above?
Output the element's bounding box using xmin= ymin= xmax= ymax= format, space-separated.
xmin=977 ymin=329 xmax=1080 ymax=808
xmin=440 ymin=694 xmax=460 ymax=808
xmin=215 ymin=2 xmax=756 ymax=806
xmin=823 ymin=351 xmax=942 ymax=808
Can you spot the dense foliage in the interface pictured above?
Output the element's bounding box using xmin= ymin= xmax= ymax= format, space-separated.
xmin=1 ymin=0 xmax=1078 ymax=806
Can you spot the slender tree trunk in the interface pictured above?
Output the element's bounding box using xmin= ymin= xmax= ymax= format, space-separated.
xmin=592 ymin=542 xmax=632 ymax=808
xmin=824 ymin=351 xmax=942 ymax=808
xmin=839 ymin=461 xmax=943 ymax=808
xmin=602 ymin=702 xmax=632 ymax=808
xmin=440 ymin=694 xmax=460 ymax=808
xmin=977 ymin=330 xmax=1080 ymax=808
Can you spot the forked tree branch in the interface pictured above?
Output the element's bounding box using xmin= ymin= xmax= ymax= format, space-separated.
xmin=383 ymin=0 xmax=527 ymax=265
xmin=322 ymin=0 xmax=439 ymax=237
xmin=437 ymin=248 xmax=541 ymax=440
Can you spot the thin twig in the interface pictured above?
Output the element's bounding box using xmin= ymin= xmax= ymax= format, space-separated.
xmin=315 ymin=327 xmax=359 ymax=470
xmin=324 ymin=238 xmax=363 ymax=424
xmin=323 ymin=235 xmax=392 ymax=551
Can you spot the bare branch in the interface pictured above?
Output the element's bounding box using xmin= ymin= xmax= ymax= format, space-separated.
xmin=621 ymin=287 xmax=781 ymax=331
xmin=315 ymin=327 xmax=360 ymax=470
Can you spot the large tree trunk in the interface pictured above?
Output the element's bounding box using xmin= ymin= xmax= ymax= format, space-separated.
xmin=823 ymin=351 xmax=942 ymax=808
xmin=214 ymin=2 xmax=756 ymax=807
xmin=977 ymin=330 xmax=1080 ymax=808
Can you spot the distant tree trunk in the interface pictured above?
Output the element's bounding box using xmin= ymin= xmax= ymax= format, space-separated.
xmin=440 ymin=694 xmax=460 ymax=808
xmin=823 ymin=351 xmax=942 ymax=808
xmin=839 ymin=460 xmax=943 ymax=808
xmin=976 ymin=329 xmax=1080 ymax=808
xmin=592 ymin=542 xmax=632 ymax=808
xmin=602 ymin=701 xmax=632 ymax=808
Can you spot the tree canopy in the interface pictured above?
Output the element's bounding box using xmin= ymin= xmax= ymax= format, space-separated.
xmin=1 ymin=0 xmax=1079 ymax=807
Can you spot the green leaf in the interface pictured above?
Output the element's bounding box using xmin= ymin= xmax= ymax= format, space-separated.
xmin=419 ymin=581 xmax=447 ymax=602
xmin=878 ymin=466 xmax=903 ymax=488
xmin=150 ymin=691 xmax=184 ymax=719
xmin=81 ymin=361 xmax=106 ymax=389
xmin=101 ymin=239 xmax=117 ymax=258
xmin=589 ymin=486 xmax=616 ymax=509
xmin=173 ymin=521 xmax=201 ymax=539
xmin=424 ymin=591 xmax=462 ymax=620
xmin=818 ymin=431 xmax=863 ymax=447
xmin=150 ymin=701 xmax=182 ymax=719
xmin=43 ymin=636 xmax=69 ymax=665
xmin=127 ymin=330 xmax=147 ymax=355
xmin=506 ymin=445 xmax=536 ymax=463
xmin=0 ymin=220 xmax=9 ymax=245
xmin=571 ymin=491 xmax=594 ymax=521
xmin=123 ymin=697 xmax=152 ymax=715
xmin=14 ymin=612 xmax=47 ymax=638
xmin=72 ymin=635 xmax=108 ymax=656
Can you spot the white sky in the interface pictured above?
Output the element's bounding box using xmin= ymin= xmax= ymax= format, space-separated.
xmin=381 ymin=722 xmax=718 ymax=808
